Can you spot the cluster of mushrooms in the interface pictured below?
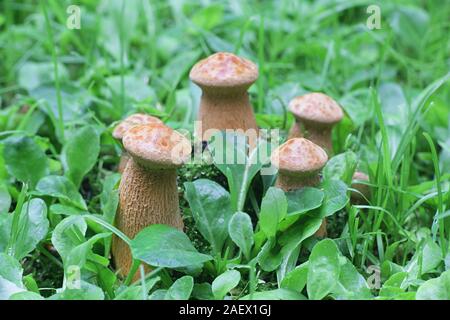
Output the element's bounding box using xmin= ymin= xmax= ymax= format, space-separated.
xmin=111 ymin=52 xmax=369 ymax=275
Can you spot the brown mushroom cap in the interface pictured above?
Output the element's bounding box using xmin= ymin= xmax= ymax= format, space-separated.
xmin=123 ymin=124 xmax=191 ymax=169
xmin=353 ymin=171 xmax=369 ymax=182
xmin=189 ymin=52 xmax=258 ymax=88
xmin=289 ymin=93 xmax=344 ymax=125
xmin=113 ymin=114 xmax=163 ymax=140
xmin=271 ymin=138 xmax=328 ymax=176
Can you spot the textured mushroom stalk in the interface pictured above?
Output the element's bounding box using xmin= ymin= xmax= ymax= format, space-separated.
xmin=271 ymin=138 xmax=328 ymax=237
xmin=190 ymin=52 xmax=259 ymax=142
xmin=113 ymin=113 xmax=163 ymax=173
xmin=112 ymin=123 xmax=191 ymax=276
xmin=351 ymin=171 xmax=370 ymax=204
xmin=288 ymin=93 xmax=343 ymax=156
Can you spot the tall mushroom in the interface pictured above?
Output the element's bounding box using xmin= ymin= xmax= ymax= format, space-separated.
xmin=113 ymin=113 xmax=163 ymax=173
xmin=189 ymin=52 xmax=259 ymax=145
xmin=271 ymin=138 xmax=329 ymax=237
xmin=112 ymin=123 xmax=192 ymax=276
xmin=288 ymin=92 xmax=343 ymax=156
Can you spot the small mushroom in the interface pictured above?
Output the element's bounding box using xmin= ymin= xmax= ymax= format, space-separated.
xmin=112 ymin=123 xmax=191 ymax=275
xmin=189 ymin=52 xmax=259 ymax=144
xmin=271 ymin=138 xmax=329 ymax=237
xmin=113 ymin=113 xmax=163 ymax=173
xmin=351 ymin=171 xmax=370 ymax=204
xmin=288 ymin=93 xmax=344 ymax=155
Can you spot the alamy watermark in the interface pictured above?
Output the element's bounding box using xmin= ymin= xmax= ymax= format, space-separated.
xmin=66 ymin=5 xmax=81 ymax=30
xmin=66 ymin=265 xmax=81 ymax=289
xmin=366 ymin=265 xmax=381 ymax=289
xmin=366 ymin=5 xmax=381 ymax=30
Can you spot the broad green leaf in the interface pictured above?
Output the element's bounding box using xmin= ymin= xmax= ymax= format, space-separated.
xmin=240 ymin=288 xmax=306 ymax=300
xmin=379 ymin=272 xmax=408 ymax=298
xmin=49 ymin=281 xmax=104 ymax=300
xmin=50 ymin=204 xmax=88 ymax=216
xmin=115 ymin=277 xmax=160 ymax=300
xmin=307 ymin=239 xmax=341 ymax=300
xmin=9 ymin=291 xmax=44 ymax=300
xmin=184 ymin=179 xmax=233 ymax=254
xmin=258 ymin=239 xmax=283 ymax=272
xmin=277 ymin=216 xmax=323 ymax=282
xmin=319 ymin=180 xmax=349 ymax=218
xmin=280 ymin=262 xmax=309 ymax=292
xmin=391 ymin=6 xmax=429 ymax=54
xmin=332 ymin=257 xmax=372 ymax=300
xmin=165 ymin=276 xmax=194 ymax=300
xmin=0 ymin=253 xmax=25 ymax=300
xmin=130 ymin=224 xmax=212 ymax=268
xmin=322 ymin=151 xmax=357 ymax=185
xmin=286 ymin=187 xmax=324 ymax=217
xmin=416 ymin=270 xmax=450 ymax=300
xmin=212 ymin=270 xmax=241 ymax=299
xmin=51 ymin=216 xmax=87 ymax=262
xmin=192 ymin=4 xmax=224 ymax=30
xmin=259 ymin=187 xmax=287 ymax=239
xmin=148 ymin=289 xmax=168 ymax=300
xmin=0 ymin=213 xmax=12 ymax=252
xmin=422 ymin=238 xmax=442 ymax=273
xmin=192 ymin=283 xmax=214 ymax=300
xmin=228 ymin=211 xmax=254 ymax=260
xmin=3 ymin=135 xmax=48 ymax=188
xmin=35 ymin=175 xmax=87 ymax=210
xmin=277 ymin=245 xmax=301 ymax=287
xmin=18 ymin=61 xmax=69 ymax=92
xmin=61 ymin=126 xmax=100 ymax=188
xmin=278 ymin=216 xmax=323 ymax=251
xmin=12 ymin=198 xmax=49 ymax=260
xmin=0 ymin=185 xmax=11 ymax=214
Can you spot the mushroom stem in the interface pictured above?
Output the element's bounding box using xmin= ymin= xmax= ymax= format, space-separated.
xmin=198 ymin=90 xmax=258 ymax=142
xmin=289 ymin=124 xmax=333 ymax=155
xmin=275 ymin=174 xmax=320 ymax=191
xmin=112 ymin=159 xmax=184 ymax=275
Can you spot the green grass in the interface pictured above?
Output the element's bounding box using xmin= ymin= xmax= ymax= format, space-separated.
xmin=0 ymin=0 xmax=449 ymax=300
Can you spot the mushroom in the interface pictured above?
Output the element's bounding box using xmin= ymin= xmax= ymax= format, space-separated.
xmin=271 ymin=138 xmax=329 ymax=237
xmin=189 ymin=52 xmax=259 ymax=145
xmin=113 ymin=113 xmax=163 ymax=173
xmin=288 ymin=93 xmax=344 ymax=155
xmin=351 ymin=171 xmax=370 ymax=204
xmin=112 ymin=123 xmax=192 ymax=276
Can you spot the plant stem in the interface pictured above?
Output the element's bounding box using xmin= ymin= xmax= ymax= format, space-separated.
xmin=41 ymin=0 xmax=64 ymax=142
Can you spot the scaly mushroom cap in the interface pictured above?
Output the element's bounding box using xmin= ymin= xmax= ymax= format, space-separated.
xmin=113 ymin=114 xmax=163 ymax=140
xmin=189 ymin=52 xmax=258 ymax=88
xmin=123 ymin=124 xmax=191 ymax=169
xmin=353 ymin=171 xmax=369 ymax=182
xmin=289 ymin=93 xmax=344 ymax=125
xmin=271 ymin=138 xmax=328 ymax=176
